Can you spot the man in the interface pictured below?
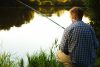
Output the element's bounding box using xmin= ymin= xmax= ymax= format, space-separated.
xmin=56 ymin=7 xmax=99 ymax=67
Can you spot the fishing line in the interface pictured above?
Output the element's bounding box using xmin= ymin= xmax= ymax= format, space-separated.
xmin=16 ymin=0 xmax=65 ymax=29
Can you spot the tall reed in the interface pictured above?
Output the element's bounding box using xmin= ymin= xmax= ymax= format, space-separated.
xmin=0 ymin=39 xmax=64 ymax=67
xmin=27 ymin=39 xmax=64 ymax=67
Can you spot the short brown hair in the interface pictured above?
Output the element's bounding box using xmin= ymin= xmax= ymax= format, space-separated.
xmin=69 ymin=7 xmax=84 ymax=20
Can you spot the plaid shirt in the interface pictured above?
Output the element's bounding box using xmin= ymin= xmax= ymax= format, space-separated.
xmin=60 ymin=21 xmax=99 ymax=66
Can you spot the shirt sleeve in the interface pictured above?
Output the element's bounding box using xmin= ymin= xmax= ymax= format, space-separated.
xmin=60 ymin=27 xmax=71 ymax=55
xmin=90 ymin=26 xmax=99 ymax=49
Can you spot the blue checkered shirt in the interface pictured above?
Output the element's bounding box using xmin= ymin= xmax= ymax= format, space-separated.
xmin=60 ymin=21 xmax=99 ymax=66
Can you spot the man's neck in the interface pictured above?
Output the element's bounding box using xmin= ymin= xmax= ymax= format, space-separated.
xmin=72 ymin=19 xmax=82 ymax=23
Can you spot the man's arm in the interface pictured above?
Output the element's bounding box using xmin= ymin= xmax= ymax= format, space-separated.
xmin=60 ymin=28 xmax=71 ymax=55
xmin=90 ymin=26 xmax=99 ymax=49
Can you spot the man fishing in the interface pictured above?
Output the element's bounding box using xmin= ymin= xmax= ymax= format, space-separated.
xmin=57 ymin=7 xmax=99 ymax=67
xmin=16 ymin=1 xmax=99 ymax=66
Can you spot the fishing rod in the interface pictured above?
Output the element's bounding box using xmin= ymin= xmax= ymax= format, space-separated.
xmin=16 ymin=0 xmax=65 ymax=29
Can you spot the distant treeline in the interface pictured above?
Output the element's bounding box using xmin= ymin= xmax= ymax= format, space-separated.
xmin=0 ymin=0 xmax=84 ymax=7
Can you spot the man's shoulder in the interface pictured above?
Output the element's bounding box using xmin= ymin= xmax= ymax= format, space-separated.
xmin=65 ymin=24 xmax=74 ymax=31
xmin=74 ymin=21 xmax=92 ymax=28
xmin=65 ymin=21 xmax=92 ymax=32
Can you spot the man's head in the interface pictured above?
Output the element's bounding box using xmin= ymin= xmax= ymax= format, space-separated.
xmin=69 ymin=7 xmax=84 ymax=22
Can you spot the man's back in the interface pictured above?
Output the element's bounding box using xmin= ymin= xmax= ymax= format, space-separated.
xmin=58 ymin=7 xmax=99 ymax=67
xmin=67 ymin=21 xmax=99 ymax=66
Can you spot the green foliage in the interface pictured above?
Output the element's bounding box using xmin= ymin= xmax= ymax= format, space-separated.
xmin=27 ymin=51 xmax=64 ymax=67
xmin=27 ymin=39 xmax=64 ymax=67
xmin=0 ymin=53 xmax=19 ymax=67
xmin=27 ymin=51 xmax=48 ymax=67
xmin=0 ymin=53 xmax=12 ymax=67
xmin=27 ymin=0 xmax=68 ymax=6
xmin=0 ymin=40 xmax=64 ymax=67
xmin=68 ymin=0 xmax=84 ymax=6
xmin=18 ymin=59 xmax=24 ymax=67
xmin=94 ymin=58 xmax=100 ymax=67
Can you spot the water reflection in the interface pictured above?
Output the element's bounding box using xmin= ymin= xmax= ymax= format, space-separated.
xmin=0 ymin=7 xmax=34 ymax=30
xmin=0 ymin=6 xmax=90 ymax=57
xmin=0 ymin=6 xmax=69 ymax=30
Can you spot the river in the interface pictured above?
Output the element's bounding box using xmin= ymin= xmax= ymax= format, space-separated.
xmin=0 ymin=7 xmax=89 ymax=58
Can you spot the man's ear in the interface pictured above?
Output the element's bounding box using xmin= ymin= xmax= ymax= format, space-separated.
xmin=72 ymin=13 xmax=78 ymax=20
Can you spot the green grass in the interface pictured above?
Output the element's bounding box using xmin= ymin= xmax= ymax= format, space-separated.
xmin=27 ymin=39 xmax=64 ymax=67
xmin=0 ymin=52 xmax=19 ymax=67
xmin=0 ymin=39 xmax=64 ymax=67
xmin=0 ymin=50 xmax=64 ymax=67
xmin=27 ymin=50 xmax=64 ymax=67
xmin=0 ymin=53 xmax=13 ymax=67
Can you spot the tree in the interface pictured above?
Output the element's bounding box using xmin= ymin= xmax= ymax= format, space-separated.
xmin=0 ymin=7 xmax=34 ymax=30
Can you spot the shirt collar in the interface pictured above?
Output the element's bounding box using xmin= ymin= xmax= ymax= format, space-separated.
xmin=72 ymin=20 xmax=83 ymax=24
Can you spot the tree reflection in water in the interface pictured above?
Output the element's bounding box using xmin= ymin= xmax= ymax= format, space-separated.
xmin=0 ymin=7 xmax=34 ymax=30
xmin=0 ymin=6 xmax=68 ymax=30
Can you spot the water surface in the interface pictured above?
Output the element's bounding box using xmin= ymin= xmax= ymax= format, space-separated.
xmin=0 ymin=7 xmax=89 ymax=57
